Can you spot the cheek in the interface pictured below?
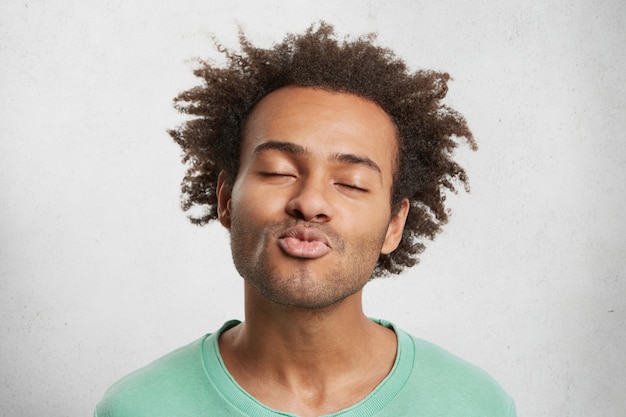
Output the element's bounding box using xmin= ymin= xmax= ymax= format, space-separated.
xmin=232 ymin=179 xmax=287 ymax=215
xmin=229 ymin=204 xmax=267 ymax=268
xmin=339 ymin=206 xmax=390 ymax=246
xmin=229 ymin=183 xmax=286 ymax=245
xmin=347 ymin=197 xmax=392 ymax=226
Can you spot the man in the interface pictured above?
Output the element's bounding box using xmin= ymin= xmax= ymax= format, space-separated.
xmin=96 ymin=23 xmax=515 ymax=416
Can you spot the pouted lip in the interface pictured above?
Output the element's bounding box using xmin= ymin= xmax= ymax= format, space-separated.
xmin=278 ymin=224 xmax=331 ymax=248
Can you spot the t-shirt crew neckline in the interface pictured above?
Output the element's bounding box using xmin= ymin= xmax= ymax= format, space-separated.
xmin=200 ymin=319 xmax=415 ymax=417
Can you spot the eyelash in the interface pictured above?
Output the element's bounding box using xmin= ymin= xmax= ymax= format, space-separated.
xmin=338 ymin=183 xmax=368 ymax=192
xmin=260 ymin=171 xmax=294 ymax=177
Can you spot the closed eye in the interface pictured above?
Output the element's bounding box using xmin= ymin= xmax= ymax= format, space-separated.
xmin=337 ymin=183 xmax=369 ymax=193
xmin=257 ymin=171 xmax=299 ymax=184
xmin=259 ymin=171 xmax=295 ymax=177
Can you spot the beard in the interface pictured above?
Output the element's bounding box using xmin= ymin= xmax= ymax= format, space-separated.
xmin=229 ymin=215 xmax=388 ymax=310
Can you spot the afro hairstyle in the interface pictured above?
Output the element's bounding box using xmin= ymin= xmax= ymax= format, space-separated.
xmin=169 ymin=22 xmax=476 ymax=277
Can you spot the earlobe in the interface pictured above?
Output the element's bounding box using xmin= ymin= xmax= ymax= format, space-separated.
xmin=217 ymin=171 xmax=232 ymax=229
xmin=381 ymin=199 xmax=410 ymax=255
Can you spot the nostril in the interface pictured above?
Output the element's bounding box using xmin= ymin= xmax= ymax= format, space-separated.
xmin=292 ymin=209 xmax=305 ymax=220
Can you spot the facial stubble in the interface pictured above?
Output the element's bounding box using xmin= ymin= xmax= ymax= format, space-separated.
xmin=229 ymin=214 xmax=389 ymax=310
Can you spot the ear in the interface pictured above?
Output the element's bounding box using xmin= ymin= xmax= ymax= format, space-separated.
xmin=381 ymin=198 xmax=409 ymax=255
xmin=217 ymin=171 xmax=232 ymax=229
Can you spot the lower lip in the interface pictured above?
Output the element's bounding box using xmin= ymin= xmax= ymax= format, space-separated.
xmin=278 ymin=237 xmax=331 ymax=259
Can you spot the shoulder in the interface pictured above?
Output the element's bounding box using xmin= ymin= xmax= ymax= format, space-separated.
xmin=95 ymin=335 xmax=212 ymax=417
xmin=393 ymin=327 xmax=516 ymax=416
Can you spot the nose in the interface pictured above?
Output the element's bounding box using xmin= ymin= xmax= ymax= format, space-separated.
xmin=285 ymin=176 xmax=333 ymax=222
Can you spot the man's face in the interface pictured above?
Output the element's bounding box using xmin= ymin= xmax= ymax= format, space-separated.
xmin=218 ymin=86 xmax=408 ymax=309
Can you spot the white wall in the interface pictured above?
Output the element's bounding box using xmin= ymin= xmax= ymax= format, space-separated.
xmin=1 ymin=0 xmax=624 ymax=416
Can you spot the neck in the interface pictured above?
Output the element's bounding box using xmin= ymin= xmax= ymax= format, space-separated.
xmin=244 ymin=283 xmax=375 ymax=362
xmin=218 ymin=283 xmax=397 ymax=416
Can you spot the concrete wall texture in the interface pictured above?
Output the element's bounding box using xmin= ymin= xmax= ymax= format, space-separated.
xmin=1 ymin=0 xmax=624 ymax=416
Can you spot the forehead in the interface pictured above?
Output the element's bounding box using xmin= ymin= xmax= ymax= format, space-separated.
xmin=241 ymin=86 xmax=398 ymax=178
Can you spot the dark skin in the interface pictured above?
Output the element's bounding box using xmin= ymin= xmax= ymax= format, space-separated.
xmin=218 ymin=291 xmax=396 ymax=415
xmin=170 ymin=23 xmax=475 ymax=278
xmin=216 ymin=86 xmax=409 ymax=416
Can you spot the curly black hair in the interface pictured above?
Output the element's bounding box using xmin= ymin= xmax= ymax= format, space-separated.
xmin=169 ymin=22 xmax=476 ymax=277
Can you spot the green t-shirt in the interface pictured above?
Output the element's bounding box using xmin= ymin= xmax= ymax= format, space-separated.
xmin=95 ymin=320 xmax=515 ymax=416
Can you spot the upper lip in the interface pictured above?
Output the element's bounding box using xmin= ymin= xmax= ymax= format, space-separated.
xmin=279 ymin=224 xmax=331 ymax=248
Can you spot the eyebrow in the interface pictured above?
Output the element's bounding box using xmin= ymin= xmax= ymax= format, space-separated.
xmin=332 ymin=152 xmax=382 ymax=176
xmin=252 ymin=140 xmax=383 ymax=177
xmin=252 ymin=140 xmax=307 ymax=157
